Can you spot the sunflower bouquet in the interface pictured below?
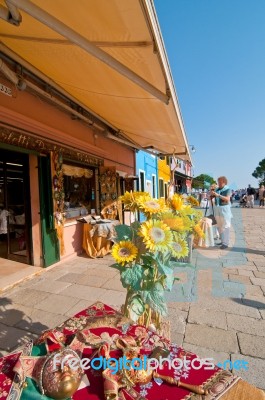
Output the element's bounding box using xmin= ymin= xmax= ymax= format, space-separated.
xmin=111 ymin=191 xmax=203 ymax=328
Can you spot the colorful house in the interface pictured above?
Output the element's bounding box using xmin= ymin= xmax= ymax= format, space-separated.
xmin=171 ymin=158 xmax=193 ymax=194
xmin=136 ymin=150 xmax=158 ymax=198
xmin=157 ymin=157 xmax=171 ymax=199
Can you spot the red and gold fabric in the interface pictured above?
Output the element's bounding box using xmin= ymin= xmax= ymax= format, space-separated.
xmin=0 ymin=303 xmax=264 ymax=400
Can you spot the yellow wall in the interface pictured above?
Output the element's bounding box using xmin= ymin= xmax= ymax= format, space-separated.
xmin=158 ymin=158 xmax=171 ymax=197
xmin=158 ymin=158 xmax=171 ymax=182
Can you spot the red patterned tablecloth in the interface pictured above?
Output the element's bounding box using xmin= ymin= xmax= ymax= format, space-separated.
xmin=0 ymin=302 xmax=264 ymax=400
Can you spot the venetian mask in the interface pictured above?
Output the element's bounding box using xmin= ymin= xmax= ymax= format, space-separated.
xmin=39 ymin=349 xmax=83 ymax=399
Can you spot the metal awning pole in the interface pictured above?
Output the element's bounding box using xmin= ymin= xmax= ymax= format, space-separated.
xmin=8 ymin=0 xmax=170 ymax=104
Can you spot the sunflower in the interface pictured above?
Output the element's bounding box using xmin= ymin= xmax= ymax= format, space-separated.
xmin=139 ymin=220 xmax=173 ymax=252
xmin=170 ymin=194 xmax=184 ymax=211
xmin=161 ymin=212 xmax=185 ymax=232
xmin=171 ymin=237 xmax=189 ymax=259
xmin=119 ymin=191 xmax=151 ymax=212
xmin=119 ymin=191 xmax=133 ymax=205
xmin=186 ymin=195 xmax=199 ymax=207
xmin=193 ymin=224 xmax=205 ymax=239
xmin=139 ymin=198 xmax=167 ymax=217
xmin=112 ymin=241 xmax=138 ymax=266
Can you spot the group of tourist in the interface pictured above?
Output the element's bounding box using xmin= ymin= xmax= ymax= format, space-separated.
xmin=233 ymin=185 xmax=265 ymax=208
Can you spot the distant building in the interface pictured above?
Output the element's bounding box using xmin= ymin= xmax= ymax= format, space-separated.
xmin=171 ymin=158 xmax=193 ymax=194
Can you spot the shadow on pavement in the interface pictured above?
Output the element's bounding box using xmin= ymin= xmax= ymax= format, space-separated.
xmin=229 ymin=247 xmax=265 ymax=256
xmin=194 ymin=246 xmax=265 ymax=256
xmin=232 ymin=297 xmax=265 ymax=309
xmin=0 ymin=297 xmax=48 ymax=357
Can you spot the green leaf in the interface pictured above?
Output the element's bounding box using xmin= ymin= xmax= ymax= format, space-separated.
xmin=141 ymin=289 xmax=167 ymax=317
xmin=164 ymin=273 xmax=175 ymax=291
xmin=157 ymin=262 xmax=173 ymax=276
xmin=109 ymin=263 xmax=124 ymax=272
xmin=141 ymin=253 xmax=156 ymax=267
xmin=114 ymin=224 xmax=133 ymax=241
xmin=131 ymin=221 xmax=141 ymax=231
xmin=128 ymin=295 xmax=145 ymax=322
xmin=120 ymin=264 xmax=143 ymax=290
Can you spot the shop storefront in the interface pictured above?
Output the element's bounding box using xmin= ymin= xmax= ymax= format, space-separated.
xmin=0 ymin=85 xmax=135 ymax=268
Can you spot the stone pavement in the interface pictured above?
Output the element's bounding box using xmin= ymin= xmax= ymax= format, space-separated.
xmin=0 ymin=206 xmax=265 ymax=390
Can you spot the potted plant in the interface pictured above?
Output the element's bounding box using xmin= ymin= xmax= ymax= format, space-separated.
xmin=110 ymin=192 xmax=203 ymax=329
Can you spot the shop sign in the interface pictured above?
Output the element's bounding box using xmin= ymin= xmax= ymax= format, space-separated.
xmin=0 ymin=83 xmax=12 ymax=97
xmin=0 ymin=126 xmax=103 ymax=167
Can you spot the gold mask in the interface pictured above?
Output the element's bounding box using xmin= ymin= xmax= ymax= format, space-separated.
xmin=39 ymin=349 xmax=83 ymax=399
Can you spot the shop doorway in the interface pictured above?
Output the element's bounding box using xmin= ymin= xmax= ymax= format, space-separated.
xmin=0 ymin=149 xmax=32 ymax=264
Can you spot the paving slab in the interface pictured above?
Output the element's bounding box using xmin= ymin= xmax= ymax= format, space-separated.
xmin=245 ymin=284 xmax=264 ymax=297
xmin=64 ymin=299 xmax=95 ymax=317
xmin=5 ymin=288 xmax=50 ymax=307
xmin=168 ymin=308 xmax=188 ymax=334
xmin=188 ymin=306 xmax=227 ymax=330
xmin=227 ymin=314 xmax=265 ymax=337
xmin=170 ymin=332 xmax=184 ymax=346
xmin=237 ymin=269 xmax=255 ymax=277
xmin=35 ymin=293 xmax=80 ymax=314
xmin=30 ymin=279 xmax=72 ymax=294
xmin=0 ymin=322 xmax=38 ymax=352
xmin=101 ymin=278 xmax=126 ymax=292
xmin=250 ymin=277 xmax=265 ymax=286
xmin=75 ymin=274 xmax=110 ymax=287
xmin=99 ymin=290 xmax=126 ymax=307
xmin=56 ymin=273 xmax=83 ymax=284
xmin=194 ymin=298 xmax=261 ymax=318
xmin=59 ymin=284 xmax=107 ymax=301
xmin=15 ymin=309 xmax=66 ymax=334
xmin=254 ymin=272 xmax=265 ymax=280
xmin=231 ymin=354 xmax=265 ymax=390
xmin=0 ymin=303 xmax=33 ymax=327
xmin=167 ymin=301 xmax=190 ymax=312
xmin=238 ymin=332 xmax=265 ymax=358
xmin=184 ymin=324 xmax=238 ymax=353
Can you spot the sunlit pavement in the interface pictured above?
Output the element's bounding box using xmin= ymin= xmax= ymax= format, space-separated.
xmin=0 ymin=204 xmax=265 ymax=389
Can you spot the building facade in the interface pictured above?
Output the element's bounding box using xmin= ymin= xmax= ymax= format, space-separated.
xmin=136 ymin=150 xmax=158 ymax=198
xmin=157 ymin=157 xmax=171 ymax=199
xmin=171 ymin=158 xmax=193 ymax=194
xmin=0 ymin=61 xmax=135 ymax=268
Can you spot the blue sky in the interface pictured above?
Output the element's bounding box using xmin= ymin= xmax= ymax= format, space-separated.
xmin=154 ymin=0 xmax=265 ymax=189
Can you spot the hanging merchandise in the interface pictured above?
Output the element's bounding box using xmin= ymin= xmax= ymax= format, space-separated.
xmin=52 ymin=151 xmax=65 ymax=255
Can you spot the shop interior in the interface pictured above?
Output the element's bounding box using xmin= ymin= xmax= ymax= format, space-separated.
xmin=62 ymin=163 xmax=97 ymax=219
xmin=0 ymin=149 xmax=31 ymax=264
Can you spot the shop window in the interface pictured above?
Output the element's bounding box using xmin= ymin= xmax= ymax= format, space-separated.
xmin=62 ymin=163 xmax=96 ymax=219
xmin=164 ymin=183 xmax=168 ymax=200
xmin=139 ymin=171 xmax=145 ymax=191
xmin=159 ymin=178 xmax=164 ymax=197
xmin=152 ymin=175 xmax=157 ymax=198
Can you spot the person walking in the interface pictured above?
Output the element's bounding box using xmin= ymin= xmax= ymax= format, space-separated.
xmin=258 ymin=185 xmax=265 ymax=208
xmin=210 ymin=176 xmax=232 ymax=249
xmin=246 ymin=184 xmax=255 ymax=208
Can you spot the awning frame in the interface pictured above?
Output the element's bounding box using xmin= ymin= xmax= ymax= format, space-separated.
xmin=7 ymin=0 xmax=170 ymax=104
